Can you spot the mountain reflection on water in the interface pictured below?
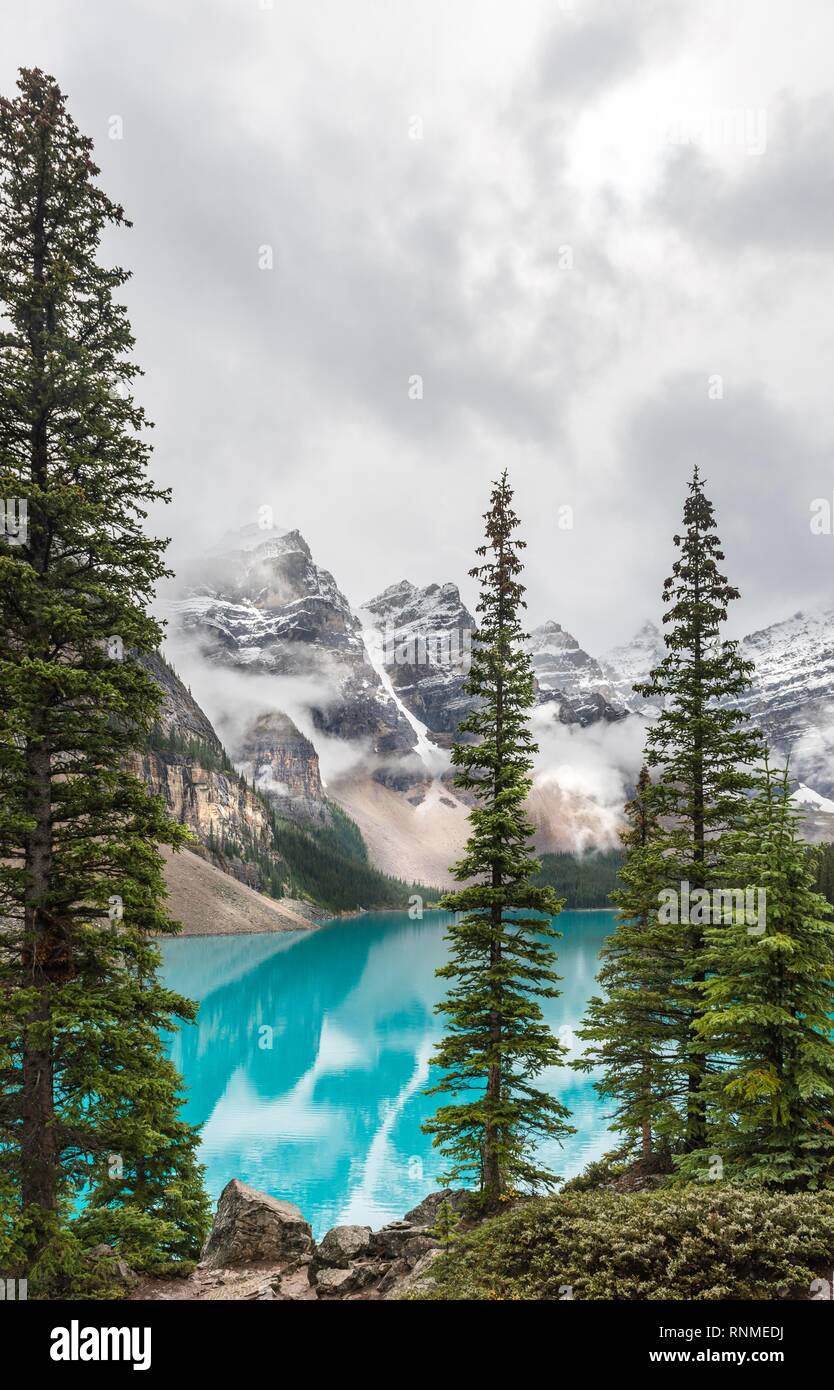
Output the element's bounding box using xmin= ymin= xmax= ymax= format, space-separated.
xmin=159 ymin=909 xmax=616 ymax=1238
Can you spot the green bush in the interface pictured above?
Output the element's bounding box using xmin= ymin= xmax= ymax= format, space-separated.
xmin=0 ymin=1207 xmax=126 ymax=1301
xmin=418 ymin=1186 xmax=834 ymax=1300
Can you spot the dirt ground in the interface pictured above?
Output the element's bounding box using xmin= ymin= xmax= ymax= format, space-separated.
xmin=160 ymin=846 xmax=323 ymax=936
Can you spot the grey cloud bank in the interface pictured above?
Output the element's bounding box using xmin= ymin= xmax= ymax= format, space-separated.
xmin=1 ymin=0 xmax=833 ymax=650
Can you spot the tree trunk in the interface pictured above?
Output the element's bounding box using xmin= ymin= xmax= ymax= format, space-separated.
xmin=641 ymin=1051 xmax=653 ymax=1157
xmin=482 ymin=525 xmax=506 ymax=1206
xmin=686 ymin=546 xmax=707 ymax=1150
xmin=20 ymin=738 xmax=57 ymax=1216
xmin=483 ymin=919 xmax=502 ymax=1206
xmin=19 ymin=118 xmax=58 ymax=1223
xmin=642 ymin=1117 xmax=652 ymax=1159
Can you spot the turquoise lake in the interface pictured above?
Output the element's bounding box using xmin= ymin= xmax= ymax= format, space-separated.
xmin=159 ymin=909 xmax=616 ymax=1239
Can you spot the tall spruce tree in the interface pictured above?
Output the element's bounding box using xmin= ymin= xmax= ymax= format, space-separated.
xmin=0 ymin=69 xmax=209 ymax=1284
xmin=680 ymin=762 xmax=834 ymax=1189
xmin=575 ymin=767 xmax=688 ymax=1161
xmin=423 ymin=471 xmax=572 ymax=1205
xmin=635 ymin=466 xmax=765 ymax=1149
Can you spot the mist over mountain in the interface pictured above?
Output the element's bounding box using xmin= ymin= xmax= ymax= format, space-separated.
xmin=157 ymin=522 xmax=834 ymax=886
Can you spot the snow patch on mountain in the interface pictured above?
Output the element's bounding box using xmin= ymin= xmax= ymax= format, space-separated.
xmin=359 ymin=621 xmax=447 ymax=777
xmin=791 ymin=782 xmax=834 ymax=815
xmin=600 ymin=620 xmax=666 ymax=710
xmin=735 ymin=606 xmax=834 ymax=794
xmin=359 ymin=580 xmax=476 ymax=740
xmin=527 ymin=620 xmax=627 ymax=725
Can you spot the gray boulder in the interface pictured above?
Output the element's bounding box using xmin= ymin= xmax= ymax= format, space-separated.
xmin=314 ymin=1266 xmax=357 ymax=1296
xmin=315 ymin=1260 xmax=382 ymax=1297
xmin=315 ymin=1224 xmax=373 ymax=1268
xmin=370 ymin=1221 xmax=418 ymax=1261
xmin=403 ymin=1188 xmax=470 ymax=1227
xmin=385 ymin=1249 xmax=442 ymax=1300
xmin=377 ymin=1257 xmax=410 ymax=1293
xmin=202 ymin=1179 xmax=314 ymax=1268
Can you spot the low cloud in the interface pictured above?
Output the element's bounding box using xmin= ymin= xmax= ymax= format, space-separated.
xmin=529 ymin=706 xmax=648 ymax=850
xmin=163 ymin=632 xmax=378 ymax=784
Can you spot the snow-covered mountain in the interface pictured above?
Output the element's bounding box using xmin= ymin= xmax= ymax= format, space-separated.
xmin=791 ymin=782 xmax=834 ymax=815
xmin=170 ymin=525 xmax=419 ymax=773
xmin=170 ymin=523 xmax=834 ymax=874
xmin=601 ymin=620 xmax=666 ymax=712
xmin=790 ymin=782 xmax=834 ymax=840
xmin=360 ymin=580 xmax=476 ymax=743
xmin=736 ymin=608 xmax=834 ymax=793
xmin=357 ymin=596 xmax=630 ymax=735
xmin=599 ymin=607 xmax=834 ymax=802
xmin=528 ymin=620 xmax=626 ymax=725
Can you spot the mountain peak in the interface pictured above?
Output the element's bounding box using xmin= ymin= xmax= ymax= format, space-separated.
xmin=362 ymin=579 xmax=416 ymax=607
xmin=208 ymin=521 xmax=294 ymax=553
xmin=361 ymin=579 xmax=469 ymax=624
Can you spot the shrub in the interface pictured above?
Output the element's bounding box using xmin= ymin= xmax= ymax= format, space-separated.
xmin=417 ymin=1185 xmax=834 ymax=1300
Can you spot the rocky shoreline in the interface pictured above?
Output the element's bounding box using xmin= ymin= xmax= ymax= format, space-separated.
xmin=131 ymin=1180 xmax=469 ymax=1302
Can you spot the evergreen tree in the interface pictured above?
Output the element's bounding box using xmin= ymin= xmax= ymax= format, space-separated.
xmin=680 ymin=762 xmax=834 ymax=1189
xmin=74 ymin=1032 xmax=211 ymax=1271
xmin=575 ymin=768 xmax=687 ymax=1160
xmin=635 ymin=466 xmax=765 ymax=1148
xmin=531 ymin=847 xmax=625 ymax=908
xmin=0 ymin=69 xmax=209 ymax=1280
xmin=431 ymin=1198 xmax=461 ymax=1247
xmin=423 ymin=472 xmax=572 ymax=1205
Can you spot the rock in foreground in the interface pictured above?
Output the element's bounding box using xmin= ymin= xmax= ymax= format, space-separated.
xmin=134 ymin=1183 xmax=468 ymax=1302
xmin=201 ymin=1179 xmax=314 ymax=1268
xmin=314 ymin=1224 xmax=373 ymax=1269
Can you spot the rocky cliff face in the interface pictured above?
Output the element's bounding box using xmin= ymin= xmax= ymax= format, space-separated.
xmin=137 ymin=652 xmax=288 ymax=896
xmin=734 ymin=609 xmax=834 ymax=793
xmin=235 ymin=710 xmax=328 ymax=825
xmin=527 ymin=620 xmax=626 ymax=725
xmin=360 ymin=579 xmax=477 ymax=741
xmin=134 ymin=748 xmax=274 ymax=870
xmin=171 ymin=526 xmax=417 ymax=764
xmin=142 ymin=650 xmax=223 ymax=748
xmin=137 ymin=651 xmax=428 ymax=910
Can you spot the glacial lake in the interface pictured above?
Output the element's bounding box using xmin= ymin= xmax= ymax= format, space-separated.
xmin=159 ymin=909 xmax=616 ymax=1239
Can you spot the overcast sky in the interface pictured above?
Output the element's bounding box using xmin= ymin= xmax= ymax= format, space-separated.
xmin=3 ymin=0 xmax=834 ymax=651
